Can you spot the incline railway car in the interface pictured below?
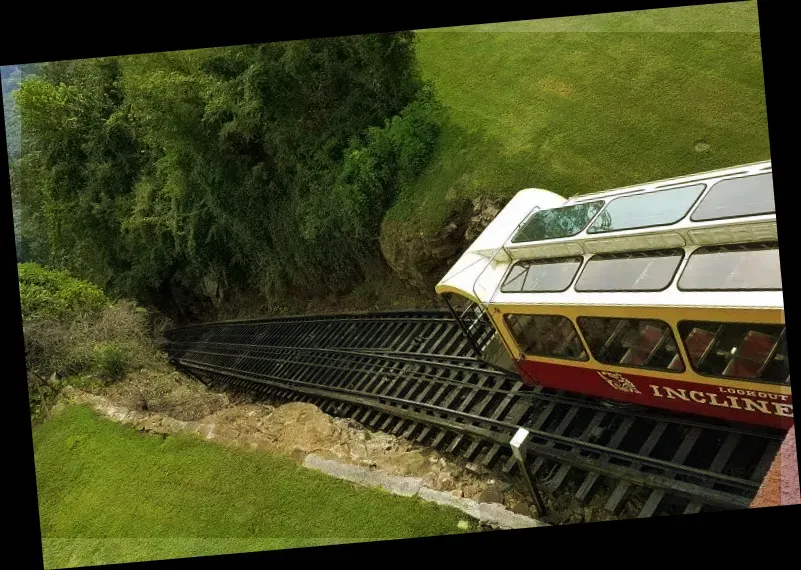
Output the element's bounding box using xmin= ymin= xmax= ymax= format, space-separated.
xmin=436 ymin=160 xmax=793 ymax=430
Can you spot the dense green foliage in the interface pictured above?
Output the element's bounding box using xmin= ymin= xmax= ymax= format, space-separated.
xmin=12 ymin=36 xmax=440 ymax=309
xmin=35 ymin=405 xmax=471 ymax=568
xmin=12 ymin=3 xmax=769 ymax=313
xmin=18 ymin=262 xmax=107 ymax=321
xmin=3 ymin=64 xmax=39 ymax=162
xmin=3 ymin=91 xmax=20 ymax=161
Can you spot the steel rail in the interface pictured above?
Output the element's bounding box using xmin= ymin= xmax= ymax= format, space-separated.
xmin=164 ymin=307 xmax=781 ymax=518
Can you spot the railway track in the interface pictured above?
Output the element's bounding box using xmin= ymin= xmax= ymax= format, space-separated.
xmin=162 ymin=307 xmax=783 ymax=521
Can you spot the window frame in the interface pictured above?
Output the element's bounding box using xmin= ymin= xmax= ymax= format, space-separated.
xmin=574 ymin=249 xmax=685 ymax=293
xmin=586 ymin=183 xmax=706 ymax=235
xmin=689 ymin=173 xmax=776 ymax=223
xmin=499 ymin=256 xmax=584 ymax=294
xmin=510 ymin=200 xmax=606 ymax=244
xmin=677 ymin=243 xmax=783 ymax=292
xmin=677 ymin=320 xmax=789 ymax=385
xmin=576 ymin=316 xmax=686 ymax=373
xmin=504 ymin=313 xmax=589 ymax=362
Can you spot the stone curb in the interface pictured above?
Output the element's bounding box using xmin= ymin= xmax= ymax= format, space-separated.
xmin=56 ymin=388 xmax=548 ymax=529
xmin=303 ymin=454 xmax=547 ymax=529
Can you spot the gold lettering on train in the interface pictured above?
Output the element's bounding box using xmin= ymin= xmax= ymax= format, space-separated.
xmin=772 ymin=403 xmax=794 ymax=417
xmin=651 ymin=384 xmax=792 ymax=417
xmin=706 ymin=394 xmax=731 ymax=408
xmin=717 ymin=386 xmax=788 ymax=402
xmin=742 ymin=399 xmax=770 ymax=414
xmin=662 ymin=387 xmax=689 ymax=401
xmin=726 ymin=396 xmax=743 ymax=410
xmin=689 ymin=391 xmax=706 ymax=404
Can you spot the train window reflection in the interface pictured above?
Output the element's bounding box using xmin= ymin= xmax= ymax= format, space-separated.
xmin=690 ymin=173 xmax=775 ymax=221
xmin=505 ymin=314 xmax=588 ymax=360
xmin=511 ymin=201 xmax=604 ymax=243
xmin=677 ymin=321 xmax=789 ymax=385
xmin=678 ymin=243 xmax=782 ymax=291
xmin=576 ymin=249 xmax=683 ymax=292
xmin=577 ymin=317 xmax=684 ymax=372
xmin=587 ymin=184 xmax=705 ymax=234
xmin=501 ymin=257 xmax=582 ymax=293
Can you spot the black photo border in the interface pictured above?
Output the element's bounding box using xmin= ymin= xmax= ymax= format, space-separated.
xmin=3 ymin=1 xmax=797 ymax=568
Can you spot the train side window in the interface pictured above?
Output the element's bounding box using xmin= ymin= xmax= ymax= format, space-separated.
xmin=690 ymin=173 xmax=775 ymax=222
xmin=587 ymin=183 xmax=705 ymax=234
xmin=505 ymin=314 xmax=588 ymax=361
xmin=575 ymin=249 xmax=683 ymax=292
xmin=677 ymin=321 xmax=789 ymax=385
xmin=577 ymin=317 xmax=684 ymax=372
xmin=500 ymin=257 xmax=583 ymax=293
xmin=678 ymin=243 xmax=782 ymax=291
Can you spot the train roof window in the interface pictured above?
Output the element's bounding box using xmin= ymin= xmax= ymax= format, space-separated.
xmin=587 ymin=184 xmax=705 ymax=234
xmin=677 ymin=321 xmax=788 ymax=385
xmin=690 ymin=173 xmax=775 ymax=221
xmin=501 ymin=257 xmax=582 ymax=293
xmin=511 ymin=201 xmax=604 ymax=243
xmin=575 ymin=249 xmax=683 ymax=292
xmin=678 ymin=243 xmax=782 ymax=291
xmin=505 ymin=314 xmax=588 ymax=361
xmin=577 ymin=317 xmax=684 ymax=372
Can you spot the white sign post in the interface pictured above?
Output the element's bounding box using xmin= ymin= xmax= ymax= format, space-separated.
xmin=510 ymin=427 xmax=546 ymax=516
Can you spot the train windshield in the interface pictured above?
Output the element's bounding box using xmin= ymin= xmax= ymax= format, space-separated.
xmin=511 ymin=201 xmax=604 ymax=243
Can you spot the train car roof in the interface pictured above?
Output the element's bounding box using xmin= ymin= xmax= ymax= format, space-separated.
xmin=436 ymin=160 xmax=780 ymax=309
xmin=436 ymin=188 xmax=563 ymax=303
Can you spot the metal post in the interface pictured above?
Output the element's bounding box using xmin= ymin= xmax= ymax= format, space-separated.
xmin=510 ymin=427 xmax=547 ymax=516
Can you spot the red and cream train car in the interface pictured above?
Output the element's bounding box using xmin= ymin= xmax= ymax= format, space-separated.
xmin=436 ymin=160 xmax=792 ymax=430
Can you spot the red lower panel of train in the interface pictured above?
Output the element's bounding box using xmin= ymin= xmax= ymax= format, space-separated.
xmin=516 ymin=358 xmax=793 ymax=430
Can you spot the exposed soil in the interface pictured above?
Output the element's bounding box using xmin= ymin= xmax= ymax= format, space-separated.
xmin=102 ymin=367 xmax=229 ymax=422
xmin=379 ymin=196 xmax=509 ymax=294
xmin=59 ymin=367 xmax=544 ymax=520
xmin=53 ymin=335 xmax=639 ymax=526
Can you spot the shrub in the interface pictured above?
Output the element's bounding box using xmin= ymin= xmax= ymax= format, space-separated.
xmin=14 ymin=38 xmax=430 ymax=308
xmin=333 ymin=88 xmax=443 ymax=237
xmin=19 ymin=263 xmax=159 ymax=421
xmin=18 ymin=262 xmax=107 ymax=321
xmin=92 ymin=342 xmax=128 ymax=381
xmin=23 ymin=300 xmax=153 ymax=381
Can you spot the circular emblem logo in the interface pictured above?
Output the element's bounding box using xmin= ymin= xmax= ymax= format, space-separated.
xmin=597 ymin=371 xmax=641 ymax=394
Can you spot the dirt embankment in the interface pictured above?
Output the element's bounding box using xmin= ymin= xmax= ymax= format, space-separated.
xmin=380 ymin=196 xmax=509 ymax=292
xmin=57 ymin=368 xmax=539 ymax=520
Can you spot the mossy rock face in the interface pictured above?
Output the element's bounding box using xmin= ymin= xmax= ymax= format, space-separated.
xmin=379 ymin=197 xmax=473 ymax=293
xmin=379 ymin=195 xmax=511 ymax=293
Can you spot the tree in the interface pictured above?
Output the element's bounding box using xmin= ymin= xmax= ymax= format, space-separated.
xmin=12 ymin=33 xmax=441 ymax=315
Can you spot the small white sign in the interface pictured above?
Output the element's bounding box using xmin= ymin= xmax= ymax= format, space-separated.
xmin=510 ymin=427 xmax=530 ymax=461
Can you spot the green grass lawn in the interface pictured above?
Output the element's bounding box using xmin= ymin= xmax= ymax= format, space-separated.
xmin=388 ymin=1 xmax=769 ymax=233
xmin=33 ymin=405 xmax=472 ymax=568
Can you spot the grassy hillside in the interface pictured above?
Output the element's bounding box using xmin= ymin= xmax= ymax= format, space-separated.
xmin=35 ymin=405 xmax=471 ymax=568
xmin=387 ymin=1 xmax=769 ymax=233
